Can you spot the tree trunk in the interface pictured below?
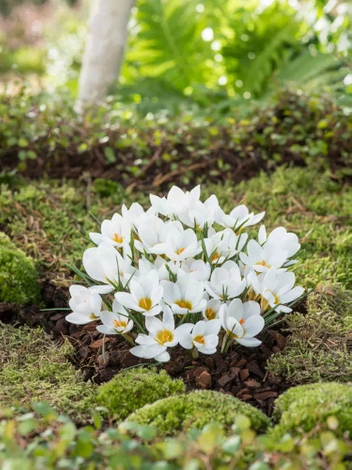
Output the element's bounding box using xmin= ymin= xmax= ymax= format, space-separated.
xmin=77 ymin=0 xmax=135 ymax=105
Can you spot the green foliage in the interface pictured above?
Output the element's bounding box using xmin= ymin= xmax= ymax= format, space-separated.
xmin=0 ymin=324 xmax=96 ymax=420
xmin=126 ymin=0 xmax=212 ymax=92
xmin=0 ymin=88 xmax=350 ymax=182
xmin=97 ymin=368 xmax=185 ymax=421
xmin=222 ymin=2 xmax=302 ymax=98
xmin=1 ymin=406 xmax=351 ymax=469
xmin=0 ymin=232 xmax=40 ymax=304
xmin=0 ymin=48 xmax=45 ymax=75
xmin=271 ymin=383 xmax=352 ymax=438
xmin=268 ymin=288 xmax=352 ymax=384
xmin=123 ymin=390 xmax=270 ymax=437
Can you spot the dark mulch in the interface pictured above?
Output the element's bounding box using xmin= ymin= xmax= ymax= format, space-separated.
xmin=0 ymin=275 xmax=307 ymax=417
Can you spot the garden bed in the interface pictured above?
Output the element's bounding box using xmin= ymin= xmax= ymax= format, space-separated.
xmin=0 ymin=274 xmax=307 ymax=417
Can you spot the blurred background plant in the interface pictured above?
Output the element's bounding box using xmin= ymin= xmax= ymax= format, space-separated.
xmin=0 ymin=0 xmax=351 ymax=116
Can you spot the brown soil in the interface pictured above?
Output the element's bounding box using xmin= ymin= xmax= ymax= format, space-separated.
xmin=0 ymin=274 xmax=308 ymax=418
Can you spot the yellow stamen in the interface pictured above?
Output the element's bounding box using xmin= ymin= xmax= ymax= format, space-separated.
xmin=260 ymin=292 xmax=280 ymax=312
xmin=205 ymin=308 xmax=216 ymax=320
xmin=193 ymin=335 xmax=205 ymax=345
xmin=239 ymin=318 xmax=245 ymax=325
xmin=113 ymin=319 xmax=127 ymax=329
xmin=210 ymin=252 xmax=220 ymax=263
xmin=156 ymin=329 xmax=174 ymax=345
xmin=138 ymin=297 xmax=153 ymax=310
xmin=175 ymin=247 xmax=185 ymax=255
xmin=113 ymin=233 xmax=124 ymax=244
xmin=255 ymin=260 xmax=270 ymax=268
xmin=175 ymin=300 xmax=193 ymax=310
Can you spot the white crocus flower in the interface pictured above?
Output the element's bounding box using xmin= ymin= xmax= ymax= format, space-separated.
xmin=134 ymin=215 xmax=166 ymax=254
xmin=121 ymin=203 xmax=156 ymax=232
xmin=150 ymin=185 xmax=201 ymax=219
xmin=162 ymin=274 xmax=206 ymax=314
xmin=178 ymin=194 xmax=220 ymax=228
xmin=240 ymin=239 xmax=289 ymax=273
xmin=206 ymin=260 xmax=246 ymax=301
xmin=204 ymin=228 xmax=247 ymax=265
xmin=163 ymin=228 xmax=202 ymax=262
xmin=66 ymin=285 xmax=102 ymax=325
xmin=130 ymin=307 xmax=179 ymax=362
xmin=180 ymin=259 xmax=211 ymax=282
xmin=202 ymin=297 xmax=222 ymax=321
xmin=89 ymin=213 xmax=131 ymax=248
xmin=83 ymin=243 xmax=135 ymax=292
xmin=219 ymin=299 xmax=264 ymax=347
xmin=248 ymin=268 xmax=304 ymax=313
xmin=258 ymin=226 xmax=300 ymax=263
xmin=176 ymin=319 xmax=221 ymax=354
xmin=115 ymin=270 xmax=163 ymax=316
xmin=217 ymin=204 xmax=265 ymax=231
xmin=97 ymin=299 xmax=133 ymax=335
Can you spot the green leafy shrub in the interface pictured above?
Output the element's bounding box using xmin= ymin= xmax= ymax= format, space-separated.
xmin=0 ymin=89 xmax=350 ymax=186
xmin=0 ymin=232 xmax=40 ymax=304
xmin=268 ymin=288 xmax=352 ymax=384
xmin=0 ymin=324 xmax=96 ymax=420
xmin=122 ymin=390 xmax=270 ymax=437
xmin=271 ymin=382 xmax=352 ymax=438
xmin=2 ymin=405 xmax=350 ymax=469
xmin=96 ymin=368 xmax=185 ymax=421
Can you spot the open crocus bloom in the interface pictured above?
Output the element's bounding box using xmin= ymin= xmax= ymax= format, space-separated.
xmin=66 ymin=285 xmax=102 ymax=325
xmin=176 ymin=319 xmax=221 ymax=354
xmin=202 ymin=297 xmax=222 ymax=321
xmin=97 ymin=300 xmax=133 ymax=335
xmin=150 ymin=185 xmax=201 ymax=219
xmin=130 ymin=307 xmax=179 ymax=362
xmin=115 ymin=270 xmax=163 ymax=316
xmin=83 ymin=242 xmax=136 ymax=292
xmin=89 ymin=213 xmax=131 ymax=248
xmin=204 ymin=228 xmax=247 ymax=265
xmin=219 ymin=299 xmax=264 ymax=347
xmin=163 ymin=227 xmax=202 ymax=261
xmin=217 ymin=204 xmax=265 ymax=231
xmin=206 ymin=260 xmax=246 ymax=301
xmin=248 ymin=268 xmax=304 ymax=313
xmin=162 ymin=274 xmax=206 ymax=314
xmin=240 ymin=239 xmax=289 ymax=273
xmin=258 ymin=225 xmax=300 ymax=259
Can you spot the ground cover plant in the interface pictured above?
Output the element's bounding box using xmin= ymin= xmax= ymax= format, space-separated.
xmin=0 ymin=88 xmax=351 ymax=188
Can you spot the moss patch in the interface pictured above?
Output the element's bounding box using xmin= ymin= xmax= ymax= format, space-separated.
xmin=0 ymin=232 xmax=41 ymax=304
xmin=0 ymin=324 xmax=96 ymax=420
xmin=97 ymin=367 xmax=185 ymax=421
xmin=1 ymin=167 xmax=350 ymax=292
xmin=267 ymin=287 xmax=352 ymax=384
xmin=204 ymin=166 xmax=352 ymax=290
xmin=123 ymin=390 xmax=270 ymax=437
xmin=271 ymin=382 xmax=352 ymax=438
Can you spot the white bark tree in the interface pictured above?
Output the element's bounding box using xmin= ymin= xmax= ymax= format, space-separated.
xmin=77 ymin=0 xmax=135 ymax=105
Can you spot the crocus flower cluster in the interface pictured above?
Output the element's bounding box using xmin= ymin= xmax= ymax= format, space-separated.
xmin=66 ymin=186 xmax=304 ymax=363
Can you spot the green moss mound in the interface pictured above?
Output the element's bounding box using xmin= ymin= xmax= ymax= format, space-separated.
xmin=123 ymin=390 xmax=270 ymax=437
xmin=97 ymin=367 xmax=185 ymax=421
xmin=268 ymin=288 xmax=352 ymax=384
xmin=272 ymin=383 xmax=352 ymax=438
xmin=0 ymin=324 xmax=96 ymax=420
xmin=0 ymin=232 xmax=41 ymax=304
